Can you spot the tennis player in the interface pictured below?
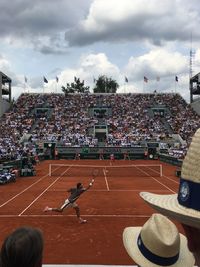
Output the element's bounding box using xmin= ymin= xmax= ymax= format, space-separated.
xmin=43 ymin=179 xmax=95 ymax=224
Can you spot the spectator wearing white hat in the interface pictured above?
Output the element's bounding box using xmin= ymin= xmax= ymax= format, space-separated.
xmin=123 ymin=213 xmax=194 ymax=267
xmin=140 ymin=128 xmax=200 ymax=266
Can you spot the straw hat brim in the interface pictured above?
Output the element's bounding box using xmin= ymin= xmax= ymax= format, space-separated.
xmin=123 ymin=226 xmax=195 ymax=267
xmin=140 ymin=192 xmax=200 ymax=229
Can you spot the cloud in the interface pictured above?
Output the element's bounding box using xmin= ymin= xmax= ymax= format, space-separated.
xmin=49 ymin=53 xmax=120 ymax=91
xmin=0 ymin=0 xmax=92 ymax=54
xmin=125 ymin=48 xmax=188 ymax=81
xmin=32 ymin=34 xmax=69 ymax=54
xmin=66 ymin=0 xmax=200 ymax=46
xmin=120 ymin=48 xmax=190 ymax=100
xmin=14 ymin=49 xmax=190 ymax=98
xmin=0 ymin=54 xmax=11 ymax=72
xmin=15 ymin=53 xmax=120 ymax=96
xmin=10 ymin=48 xmax=191 ymax=102
xmin=0 ymin=54 xmax=20 ymax=87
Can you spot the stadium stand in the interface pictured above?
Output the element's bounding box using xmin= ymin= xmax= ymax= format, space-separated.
xmin=0 ymin=92 xmax=200 ymax=166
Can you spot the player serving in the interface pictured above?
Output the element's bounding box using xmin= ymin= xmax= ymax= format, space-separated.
xmin=43 ymin=178 xmax=95 ymax=224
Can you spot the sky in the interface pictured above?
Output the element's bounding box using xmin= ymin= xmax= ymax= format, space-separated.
xmin=1 ymin=0 xmax=200 ymax=102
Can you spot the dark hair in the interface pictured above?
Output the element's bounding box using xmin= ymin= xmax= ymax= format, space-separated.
xmin=77 ymin=183 xmax=82 ymax=188
xmin=0 ymin=226 xmax=43 ymax=267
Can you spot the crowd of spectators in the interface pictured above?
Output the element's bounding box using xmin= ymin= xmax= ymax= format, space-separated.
xmin=0 ymin=92 xmax=200 ymax=161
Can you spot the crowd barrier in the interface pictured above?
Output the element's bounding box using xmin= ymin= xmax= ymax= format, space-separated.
xmin=55 ymin=146 xmax=147 ymax=160
xmin=158 ymin=153 xmax=183 ymax=167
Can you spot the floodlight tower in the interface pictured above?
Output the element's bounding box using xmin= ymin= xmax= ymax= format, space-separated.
xmin=189 ymin=34 xmax=198 ymax=103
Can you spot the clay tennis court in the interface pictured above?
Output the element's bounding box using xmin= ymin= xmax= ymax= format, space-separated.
xmin=0 ymin=159 xmax=181 ymax=265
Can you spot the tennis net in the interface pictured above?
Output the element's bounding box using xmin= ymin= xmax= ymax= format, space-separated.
xmin=49 ymin=164 xmax=162 ymax=177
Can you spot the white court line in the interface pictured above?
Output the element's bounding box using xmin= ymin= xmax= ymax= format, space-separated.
xmin=47 ymin=189 xmax=169 ymax=192
xmin=132 ymin=165 xmax=176 ymax=193
xmin=0 ymin=173 xmax=49 ymax=208
xmin=19 ymin=166 xmax=73 ymax=216
xmin=0 ymin=164 xmax=66 ymax=208
xmin=144 ymin=165 xmax=179 ymax=184
xmin=103 ymin=168 xmax=109 ymax=191
xmin=19 ymin=176 xmax=62 ymax=216
xmin=151 ymin=177 xmax=176 ymax=193
xmin=0 ymin=214 xmax=150 ymax=218
xmin=161 ymin=174 xmax=179 ymax=184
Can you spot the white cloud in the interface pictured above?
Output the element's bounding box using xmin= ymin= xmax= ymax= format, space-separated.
xmin=1 ymin=0 xmax=200 ymax=104
xmin=125 ymin=48 xmax=188 ymax=80
xmin=12 ymin=49 xmax=191 ymax=102
xmin=0 ymin=54 xmax=11 ymax=73
xmin=0 ymin=0 xmax=92 ymax=53
xmin=67 ymin=0 xmax=200 ymax=46
xmin=40 ymin=53 xmax=120 ymax=93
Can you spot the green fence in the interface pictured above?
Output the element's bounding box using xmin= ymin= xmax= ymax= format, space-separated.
xmin=159 ymin=153 xmax=183 ymax=167
xmin=56 ymin=146 xmax=147 ymax=160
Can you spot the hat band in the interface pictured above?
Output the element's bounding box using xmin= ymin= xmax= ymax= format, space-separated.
xmin=178 ymin=178 xmax=200 ymax=211
xmin=137 ymin=234 xmax=179 ymax=266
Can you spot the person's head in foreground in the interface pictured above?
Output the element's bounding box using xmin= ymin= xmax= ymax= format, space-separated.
xmin=140 ymin=128 xmax=200 ymax=265
xmin=0 ymin=226 xmax=43 ymax=267
xmin=123 ymin=213 xmax=195 ymax=267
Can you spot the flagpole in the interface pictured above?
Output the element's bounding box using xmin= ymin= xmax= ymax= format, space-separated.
xmin=174 ymin=80 xmax=176 ymax=93
xmin=24 ymin=76 xmax=27 ymax=93
xmin=24 ymin=81 xmax=26 ymax=93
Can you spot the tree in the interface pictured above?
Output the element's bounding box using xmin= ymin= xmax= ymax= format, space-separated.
xmin=62 ymin=77 xmax=90 ymax=94
xmin=93 ymin=75 xmax=119 ymax=93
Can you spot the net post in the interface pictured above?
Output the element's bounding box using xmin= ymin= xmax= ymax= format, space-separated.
xmin=160 ymin=164 xmax=163 ymax=177
xmin=49 ymin=164 xmax=51 ymax=177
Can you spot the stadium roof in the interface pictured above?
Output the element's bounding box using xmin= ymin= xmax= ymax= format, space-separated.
xmin=0 ymin=71 xmax=12 ymax=84
xmin=190 ymin=72 xmax=200 ymax=83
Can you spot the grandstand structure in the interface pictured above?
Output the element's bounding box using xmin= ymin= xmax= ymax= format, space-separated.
xmin=0 ymin=71 xmax=200 ymax=168
xmin=190 ymin=71 xmax=200 ymax=102
xmin=0 ymin=71 xmax=12 ymax=117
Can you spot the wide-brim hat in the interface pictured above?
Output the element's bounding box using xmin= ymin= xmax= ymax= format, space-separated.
xmin=123 ymin=213 xmax=195 ymax=267
xmin=140 ymin=192 xmax=200 ymax=229
xmin=141 ymin=128 xmax=200 ymax=229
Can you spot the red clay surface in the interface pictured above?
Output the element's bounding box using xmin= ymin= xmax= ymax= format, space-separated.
xmin=0 ymin=159 xmax=182 ymax=265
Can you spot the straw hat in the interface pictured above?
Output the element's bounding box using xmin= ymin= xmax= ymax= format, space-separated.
xmin=123 ymin=213 xmax=195 ymax=267
xmin=140 ymin=128 xmax=200 ymax=229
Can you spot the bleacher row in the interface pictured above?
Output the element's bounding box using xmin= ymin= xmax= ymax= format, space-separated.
xmin=0 ymin=92 xmax=200 ymax=163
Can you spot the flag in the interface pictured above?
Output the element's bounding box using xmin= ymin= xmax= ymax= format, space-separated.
xmin=43 ymin=76 xmax=48 ymax=83
xmin=175 ymin=76 xmax=178 ymax=82
xmin=156 ymin=76 xmax=160 ymax=82
xmin=125 ymin=76 xmax=128 ymax=83
xmin=56 ymin=76 xmax=59 ymax=83
xmin=144 ymin=76 xmax=148 ymax=83
xmin=24 ymin=76 xmax=27 ymax=83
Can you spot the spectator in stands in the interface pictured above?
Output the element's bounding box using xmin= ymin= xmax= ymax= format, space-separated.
xmin=0 ymin=226 xmax=43 ymax=267
xmin=140 ymin=128 xmax=200 ymax=266
xmin=123 ymin=213 xmax=194 ymax=267
xmin=0 ymin=92 xmax=200 ymax=161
